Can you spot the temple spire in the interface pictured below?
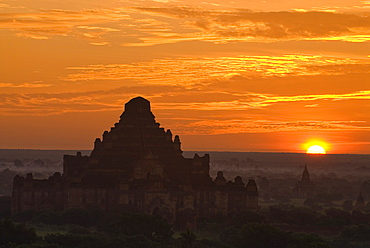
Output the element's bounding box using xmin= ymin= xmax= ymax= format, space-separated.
xmin=119 ymin=96 xmax=156 ymax=126
xmin=301 ymin=165 xmax=310 ymax=181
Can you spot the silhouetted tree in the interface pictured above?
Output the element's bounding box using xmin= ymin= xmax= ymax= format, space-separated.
xmin=192 ymin=238 xmax=228 ymax=248
xmin=99 ymin=212 xmax=173 ymax=243
xmin=0 ymin=219 xmax=38 ymax=245
xmin=62 ymin=208 xmax=103 ymax=227
xmin=231 ymin=210 xmax=265 ymax=227
xmin=221 ymin=223 xmax=290 ymax=248
xmin=268 ymin=205 xmax=320 ymax=225
xmin=342 ymin=200 xmax=353 ymax=211
xmin=13 ymin=159 xmax=24 ymax=167
xmin=11 ymin=243 xmax=61 ymax=248
xmin=340 ymin=225 xmax=370 ymax=242
xmin=0 ymin=196 xmax=11 ymax=219
xmin=289 ymin=232 xmax=333 ymax=248
xmin=313 ymin=207 xmax=353 ymax=227
xmin=221 ymin=223 xmax=333 ymax=248
xmin=11 ymin=210 xmax=35 ymax=223
xmin=303 ymin=198 xmax=316 ymax=207
xmin=179 ymin=229 xmax=196 ymax=248
xmin=32 ymin=210 xmax=62 ymax=225
xmin=44 ymin=233 xmax=165 ymax=248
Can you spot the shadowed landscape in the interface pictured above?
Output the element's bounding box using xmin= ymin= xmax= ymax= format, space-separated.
xmin=1 ymin=149 xmax=370 ymax=247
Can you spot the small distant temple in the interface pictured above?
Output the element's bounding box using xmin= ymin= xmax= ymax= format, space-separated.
xmin=354 ymin=192 xmax=366 ymax=211
xmin=295 ymin=165 xmax=314 ymax=197
xmin=12 ymin=97 xmax=258 ymax=229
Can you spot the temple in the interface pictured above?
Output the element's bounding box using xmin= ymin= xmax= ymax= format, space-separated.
xmin=354 ymin=192 xmax=365 ymax=211
xmin=12 ymin=97 xmax=258 ymax=228
xmin=295 ymin=165 xmax=315 ymax=197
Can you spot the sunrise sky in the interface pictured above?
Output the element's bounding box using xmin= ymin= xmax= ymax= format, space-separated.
xmin=1 ymin=0 xmax=370 ymax=153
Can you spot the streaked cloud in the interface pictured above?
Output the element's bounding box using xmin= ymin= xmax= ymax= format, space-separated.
xmin=263 ymin=91 xmax=370 ymax=105
xmin=0 ymin=8 xmax=128 ymax=40
xmin=15 ymin=33 xmax=49 ymax=39
xmin=2 ymin=5 xmax=370 ymax=45
xmin=152 ymin=91 xmax=370 ymax=110
xmin=304 ymin=104 xmax=319 ymax=108
xmin=126 ymin=7 xmax=370 ymax=45
xmin=0 ymin=85 xmax=186 ymax=115
xmin=179 ymin=119 xmax=370 ymax=134
xmin=1 ymin=86 xmax=370 ymax=115
xmin=0 ymin=82 xmax=52 ymax=88
xmin=0 ymin=3 xmax=9 ymax=9
xmin=90 ymin=41 xmax=110 ymax=46
xmin=77 ymin=26 xmax=121 ymax=32
xmin=64 ymin=55 xmax=370 ymax=84
xmin=0 ymin=92 xmax=121 ymax=116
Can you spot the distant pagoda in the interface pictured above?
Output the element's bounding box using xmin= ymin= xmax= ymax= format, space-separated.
xmin=295 ymin=165 xmax=315 ymax=197
xmin=354 ymin=192 xmax=366 ymax=211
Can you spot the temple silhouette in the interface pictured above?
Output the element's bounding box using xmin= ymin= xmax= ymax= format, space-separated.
xmin=295 ymin=165 xmax=314 ymax=197
xmin=12 ymin=97 xmax=258 ymax=228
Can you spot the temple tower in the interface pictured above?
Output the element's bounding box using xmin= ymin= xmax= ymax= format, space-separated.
xmin=295 ymin=165 xmax=314 ymax=197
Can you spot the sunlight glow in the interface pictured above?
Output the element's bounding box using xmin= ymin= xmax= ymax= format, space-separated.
xmin=302 ymin=140 xmax=330 ymax=154
xmin=307 ymin=145 xmax=326 ymax=154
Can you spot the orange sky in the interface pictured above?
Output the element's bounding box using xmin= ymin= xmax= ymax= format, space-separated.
xmin=1 ymin=0 xmax=370 ymax=153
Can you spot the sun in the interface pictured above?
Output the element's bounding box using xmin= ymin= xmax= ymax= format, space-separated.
xmin=306 ymin=145 xmax=326 ymax=154
xmin=302 ymin=139 xmax=330 ymax=154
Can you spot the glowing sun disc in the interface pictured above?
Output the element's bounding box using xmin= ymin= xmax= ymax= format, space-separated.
xmin=307 ymin=145 xmax=326 ymax=154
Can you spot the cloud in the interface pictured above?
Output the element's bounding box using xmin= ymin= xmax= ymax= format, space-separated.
xmin=2 ymin=85 xmax=369 ymax=116
xmin=90 ymin=41 xmax=110 ymax=46
xmin=0 ymin=82 xmax=52 ymax=88
xmin=0 ymin=85 xmax=190 ymax=116
xmin=64 ymin=55 xmax=370 ymax=85
xmin=1 ymin=83 xmax=369 ymax=135
xmin=15 ymin=33 xmax=49 ymax=39
xmin=304 ymin=104 xmax=319 ymax=108
xmin=177 ymin=119 xmax=370 ymax=134
xmin=0 ymin=8 xmax=128 ymax=40
xmin=0 ymin=92 xmax=121 ymax=116
xmin=77 ymin=26 xmax=121 ymax=32
xmin=2 ymin=6 xmax=370 ymax=45
xmin=127 ymin=7 xmax=370 ymax=45
xmin=262 ymin=91 xmax=370 ymax=105
xmin=152 ymin=90 xmax=370 ymax=110
xmin=0 ymin=3 xmax=9 ymax=9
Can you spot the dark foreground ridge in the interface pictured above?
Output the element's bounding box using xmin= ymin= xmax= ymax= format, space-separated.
xmin=12 ymin=96 xmax=258 ymax=229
